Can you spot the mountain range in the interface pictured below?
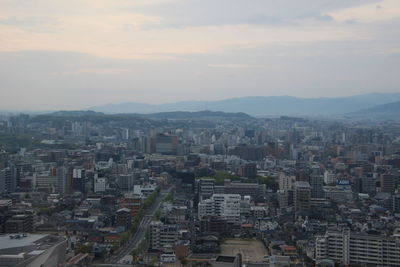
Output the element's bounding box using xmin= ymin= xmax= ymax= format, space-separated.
xmin=347 ymin=100 xmax=400 ymax=120
xmin=89 ymin=93 xmax=400 ymax=117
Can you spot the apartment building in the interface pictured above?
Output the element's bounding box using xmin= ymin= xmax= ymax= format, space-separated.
xmin=198 ymin=194 xmax=241 ymax=224
xmin=315 ymin=230 xmax=400 ymax=266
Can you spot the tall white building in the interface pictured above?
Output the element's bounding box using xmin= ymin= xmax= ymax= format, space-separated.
xmin=279 ymin=172 xmax=296 ymax=191
xmin=324 ymin=171 xmax=336 ymax=185
xmin=122 ymin=128 xmax=129 ymax=140
xmin=94 ymin=175 xmax=106 ymax=193
xmin=198 ymin=194 xmax=241 ymax=224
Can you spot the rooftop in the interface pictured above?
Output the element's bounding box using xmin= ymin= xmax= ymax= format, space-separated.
xmin=0 ymin=234 xmax=47 ymax=251
xmin=216 ymin=256 xmax=236 ymax=263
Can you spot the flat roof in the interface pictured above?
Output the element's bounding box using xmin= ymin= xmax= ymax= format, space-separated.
xmin=216 ymin=256 xmax=236 ymax=262
xmin=0 ymin=234 xmax=47 ymax=251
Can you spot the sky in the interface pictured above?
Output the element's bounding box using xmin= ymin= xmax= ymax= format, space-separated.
xmin=0 ymin=0 xmax=400 ymax=110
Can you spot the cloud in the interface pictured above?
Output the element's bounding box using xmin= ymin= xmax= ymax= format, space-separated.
xmin=132 ymin=0 xmax=382 ymax=28
xmin=52 ymin=68 xmax=130 ymax=76
xmin=1 ymin=38 xmax=399 ymax=110
xmin=0 ymin=0 xmax=398 ymax=60
xmin=0 ymin=16 xmax=61 ymax=32
xmin=0 ymin=0 xmax=400 ymax=110
xmin=328 ymin=0 xmax=400 ymax=23
xmin=208 ymin=64 xmax=264 ymax=69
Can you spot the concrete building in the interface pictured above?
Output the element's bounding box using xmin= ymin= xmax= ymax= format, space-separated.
xmin=198 ymin=194 xmax=241 ymax=224
xmin=117 ymin=174 xmax=136 ymax=192
xmin=294 ymin=181 xmax=311 ymax=213
xmin=250 ymin=206 xmax=268 ymax=218
xmin=239 ymin=163 xmax=257 ymax=178
xmin=120 ymin=193 xmax=142 ymax=216
xmin=5 ymin=215 xmax=33 ymax=233
xmin=72 ymin=168 xmax=86 ymax=194
xmin=94 ymin=176 xmax=106 ymax=193
xmin=279 ymin=172 xmax=296 ymax=191
xmin=0 ymin=167 xmax=17 ymax=193
xmin=214 ymin=182 xmax=265 ymax=200
xmin=212 ymin=254 xmax=242 ymax=267
xmin=200 ymin=216 xmax=227 ymax=235
xmin=323 ymin=186 xmax=353 ymax=202
xmin=361 ymin=175 xmax=376 ymax=195
xmin=34 ymin=174 xmax=57 ymax=192
xmin=315 ymin=230 xmax=400 ymax=266
xmin=149 ymin=221 xmax=183 ymax=251
xmin=155 ymin=133 xmax=178 ymax=155
xmin=0 ymin=234 xmax=66 ymax=267
xmin=115 ymin=208 xmax=131 ymax=229
xmin=323 ymin=171 xmax=336 ymax=185
xmin=380 ymin=173 xmax=395 ymax=194
xmin=197 ymin=178 xmax=215 ymax=201
xmin=310 ymin=175 xmax=324 ymax=198
xmin=56 ymin=167 xmax=67 ymax=194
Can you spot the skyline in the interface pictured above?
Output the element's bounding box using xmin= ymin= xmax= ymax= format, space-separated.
xmin=1 ymin=0 xmax=400 ymax=110
xmin=0 ymin=92 xmax=400 ymax=113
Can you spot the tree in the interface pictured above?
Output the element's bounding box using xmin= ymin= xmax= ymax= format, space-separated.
xmin=74 ymin=244 xmax=92 ymax=254
xmin=180 ymin=258 xmax=188 ymax=267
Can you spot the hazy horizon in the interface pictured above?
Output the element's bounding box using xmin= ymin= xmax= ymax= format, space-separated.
xmin=0 ymin=91 xmax=398 ymax=112
xmin=1 ymin=0 xmax=400 ymax=110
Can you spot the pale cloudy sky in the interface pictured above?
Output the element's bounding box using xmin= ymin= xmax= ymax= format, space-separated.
xmin=0 ymin=0 xmax=400 ymax=110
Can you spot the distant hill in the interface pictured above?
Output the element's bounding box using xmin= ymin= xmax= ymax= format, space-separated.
xmin=48 ymin=110 xmax=103 ymax=117
xmin=347 ymin=100 xmax=400 ymax=120
xmin=34 ymin=110 xmax=252 ymax=122
xmin=88 ymin=93 xmax=400 ymax=116
xmin=136 ymin=110 xmax=252 ymax=120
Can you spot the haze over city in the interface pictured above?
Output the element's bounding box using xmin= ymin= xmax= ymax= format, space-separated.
xmin=1 ymin=0 xmax=400 ymax=110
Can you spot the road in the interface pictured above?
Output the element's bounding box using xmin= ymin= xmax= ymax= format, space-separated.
xmin=106 ymin=187 xmax=173 ymax=264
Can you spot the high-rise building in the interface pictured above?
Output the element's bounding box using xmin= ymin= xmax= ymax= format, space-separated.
xmin=0 ymin=169 xmax=5 ymax=193
xmin=294 ymin=181 xmax=311 ymax=213
xmin=155 ymin=133 xmax=178 ymax=155
xmin=393 ymin=194 xmax=400 ymax=212
xmin=34 ymin=174 xmax=57 ymax=192
xmin=324 ymin=171 xmax=336 ymax=185
xmin=56 ymin=167 xmax=67 ymax=194
xmin=361 ymin=175 xmax=376 ymax=194
xmin=380 ymin=173 xmax=395 ymax=194
xmin=0 ymin=166 xmax=17 ymax=193
xmin=310 ymin=175 xmax=324 ymax=198
xmin=117 ymin=174 xmax=136 ymax=192
xmin=72 ymin=168 xmax=86 ymax=194
xmin=94 ymin=175 xmax=106 ymax=193
xmin=122 ymin=128 xmax=129 ymax=140
xmin=239 ymin=163 xmax=257 ymax=178
xmin=279 ymin=173 xmax=296 ymax=191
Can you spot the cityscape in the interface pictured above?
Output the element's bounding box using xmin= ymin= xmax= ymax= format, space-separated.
xmin=1 ymin=0 xmax=400 ymax=266
xmin=0 ymin=110 xmax=400 ymax=266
